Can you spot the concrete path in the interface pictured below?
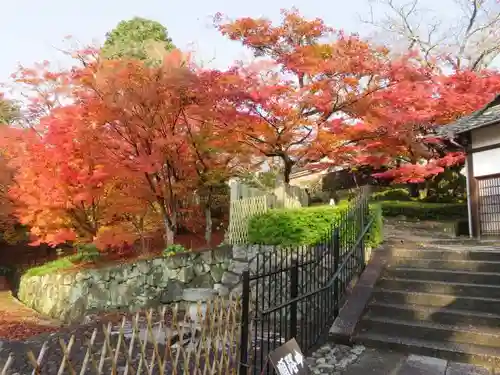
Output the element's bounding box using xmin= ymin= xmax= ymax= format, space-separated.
xmin=343 ymin=350 xmax=495 ymax=375
xmin=308 ymin=344 xmax=497 ymax=374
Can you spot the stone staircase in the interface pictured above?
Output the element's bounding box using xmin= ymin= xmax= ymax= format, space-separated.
xmin=353 ymin=240 xmax=500 ymax=368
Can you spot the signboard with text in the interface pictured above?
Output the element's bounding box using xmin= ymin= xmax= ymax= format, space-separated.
xmin=269 ymin=338 xmax=309 ymax=375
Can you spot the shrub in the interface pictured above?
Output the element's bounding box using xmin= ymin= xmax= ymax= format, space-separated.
xmin=371 ymin=188 xmax=411 ymax=202
xmin=22 ymin=244 xmax=103 ymax=277
xmin=72 ymin=243 xmax=101 ymax=263
xmin=248 ymin=202 xmax=383 ymax=248
xmin=23 ymin=257 xmax=76 ymax=277
xmin=422 ymin=166 xmax=466 ymax=204
xmin=380 ymin=201 xmax=467 ymax=220
xmin=367 ymin=204 xmax=383 ymax=249
xmin=421 ymin=193 xmax=465 ymax=204
xmin=163 ymin=244 xmax=188 ymax=257
xmin=248 ymin=205 xmax=349 ymax=246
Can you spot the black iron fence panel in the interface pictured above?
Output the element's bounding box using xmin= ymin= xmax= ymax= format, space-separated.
xmin=239 ymin=187 xmax=372 ymax=375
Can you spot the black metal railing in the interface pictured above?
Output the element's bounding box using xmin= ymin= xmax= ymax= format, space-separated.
xmin=239 ymin=188 xmax=373 ymax=375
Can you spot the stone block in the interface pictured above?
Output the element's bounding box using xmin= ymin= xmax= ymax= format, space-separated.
xmin=146 ymin=268 xmax=170 ymax=287
xmin=232 ymin=245 xmax=250 ymax=261
xmin=62 ymin=274 xmax=75 ymax=285
xmin=190 ymin=273 xmax=214 ymax=288
xmin=74 ymin=271 xmax=90 ymax=282
xmin=165 ymin=253 xmax=193 ymax=269
xmin=213 ymin=245 xmax=233 ymax=262
xmin=175 ymin=266 xmax=195 ymax=283
xmin=193 ymin=262 xmax=211 ymax=276
xmin=182 ymin=288 xmax=217 ymax=302
xmin=151 ymin=257 xmax=167 ymax=268
xmin=199 ymin=250 xmax=215 ymax=265
xmin=247 ymin=245 xmax=260 ymax=261
xmin=228 ymin=260 xmax=248 ymax=274
xmin=160 ymin=280 xmax=184 ymax=303
xmin=210 ymin=265 xmax=225 ymax=283
xmin=136 ymin=260 xmax=152 ymax=274
xmin=221 ymin=271 xmax=240 ymax=286
xmin=214 ymin=283 xmax=230 ymax=296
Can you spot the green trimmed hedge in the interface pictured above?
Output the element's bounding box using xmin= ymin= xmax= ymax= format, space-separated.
xmin=248 ymin=203 xmax=383 ymax=249
xmin=371 ymin=188 xmax=411 ymax=202
xmin=379 ymin=201 xmax=467 ymax=220
xmin=367 ymin=204 xmax=383 ymax=248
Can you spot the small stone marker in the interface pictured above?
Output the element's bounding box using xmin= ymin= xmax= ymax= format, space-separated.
xmin=269 ymin=338 xmax=309 ymax=375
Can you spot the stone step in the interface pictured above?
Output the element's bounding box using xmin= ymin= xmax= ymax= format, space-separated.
xmin=366 ymin=302 xmax=500 ymax=330
xmin=387 ymin=258 xmax=500 ymax=273
xmin=383 ymin=267 xmax=500 ymax=285
xmin=353 ymin=332 xmax=500 ymax=368
xmin=386 ymin=248 xmax=500 ymax=262
xmin=357 ymin=316 xmax=500 ymax=348
xmin=377 ymin=278 xmax=500 ymax=299
xmin=372 ymin=289 xmax=500 ymax=315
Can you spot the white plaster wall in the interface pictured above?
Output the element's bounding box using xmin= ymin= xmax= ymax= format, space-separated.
xmin=471 ymin=124 xmax=500 ymax=178
xmin=471 ymin=123 xmax=500 ymax=148
xmin=472 ymin=148 xmax=500 ymax=178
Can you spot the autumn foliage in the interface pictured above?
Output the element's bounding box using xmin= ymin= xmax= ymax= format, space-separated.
xmin=214 ymin=10 xmax=427 ymax=182
xmin=1 ymin=9 xmax=500 ymax=252
xmin=1 ymin=49 xmax=251 ymax=250
xmin=213 ymin=9 xmax=500 ymax=183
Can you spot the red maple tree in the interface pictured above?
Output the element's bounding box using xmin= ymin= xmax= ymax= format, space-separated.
xmin=6 ymin=11 xmax=497 ymax=251
xmin=215 ymin=9 xmax=433 ymax=183
xmin=215 ymin=9 xmax=500 ymax=184
xmin=356 ymin=69 xmax=500 ymax=183
xmin=3 ymin=105 xmax=118 ymax=246
xmin=70 ymin=50 xmax=250 ymax=246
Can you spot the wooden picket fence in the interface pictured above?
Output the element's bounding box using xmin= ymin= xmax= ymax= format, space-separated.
xmin=227 ymin=180 xmax=309 ymax=244
xmin=0 ymin=296 xmax=245 ymax=375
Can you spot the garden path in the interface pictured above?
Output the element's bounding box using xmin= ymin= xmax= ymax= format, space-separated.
xmin=0 ymin=288 xmax=60 ymax=342
xmin=305 ymin=218 xmax=498 ymax=375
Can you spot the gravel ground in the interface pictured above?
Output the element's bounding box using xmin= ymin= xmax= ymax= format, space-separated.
xmin=307 ymin=343 xmax=366 ymax=375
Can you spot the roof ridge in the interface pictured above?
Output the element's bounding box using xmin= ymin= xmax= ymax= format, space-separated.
xmin=473 ymin=93 xmax=500 ymax=117
xmin=436 ymin=93 xmax=500 ymax=136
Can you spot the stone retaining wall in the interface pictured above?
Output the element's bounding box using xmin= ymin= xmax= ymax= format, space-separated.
xmin=18 ymin=243 xmax=374 ymax=323
xmin=18 ymin=246 xmax=233 ymax=322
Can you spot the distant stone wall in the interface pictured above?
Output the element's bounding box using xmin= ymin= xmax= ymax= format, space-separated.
xmin=18 ymin=246 xmax=233 ymax=323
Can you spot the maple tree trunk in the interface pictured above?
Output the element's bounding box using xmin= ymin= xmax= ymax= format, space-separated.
xmin=204 ymin=189 xmax=213 ymax=245
xmin=132 ymin=218 xmax=148 ymax=253
xmin=283 ymin=159 xmax=293 ymax=184
xmin=205 ymin=205 xmax=212 ymax=246
xmin=164 ymin=221 xmax=175 ymax=246
xmin=139 ymin=235 xmax=146 ymax=253
xmin=159 ymin=203 xmax=176 ymax=247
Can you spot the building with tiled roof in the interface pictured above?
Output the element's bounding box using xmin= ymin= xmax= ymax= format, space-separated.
xmin=437 ymin=95 xmax=500 ymax=237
